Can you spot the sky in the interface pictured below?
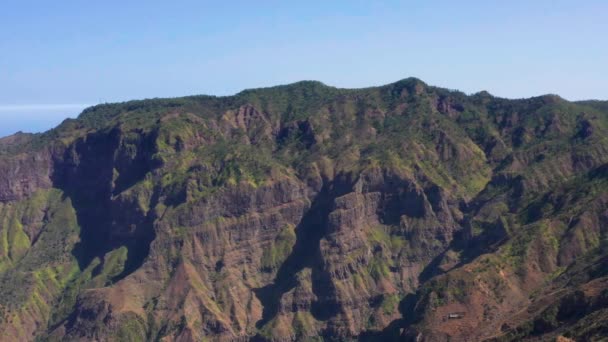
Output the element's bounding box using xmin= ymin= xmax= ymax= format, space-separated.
xmin=1 ymin=0 xmax=607 ymax=137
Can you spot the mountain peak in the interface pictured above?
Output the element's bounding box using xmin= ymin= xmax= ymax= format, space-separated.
xmin=236 ymin=80 xmax=334 ymax=97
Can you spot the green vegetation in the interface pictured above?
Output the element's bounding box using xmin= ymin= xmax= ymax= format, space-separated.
xmin=1 ymin=79 xmax=608 ymax=340
xmin=380 ymin=294 xmax=400 ymax=315
xmin=0 ymin=189 xmax=81 ymax=337
xmin=114 ymin=314 xmax=147 ymax=341
xmin=261 ymin=225 xmax=297 ymax=270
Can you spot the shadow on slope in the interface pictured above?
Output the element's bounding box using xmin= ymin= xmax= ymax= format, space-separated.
xmin=254 ymin=176 xmax=354 ymax=328
xmin=52 ymin=128 xmax=158 ymax=283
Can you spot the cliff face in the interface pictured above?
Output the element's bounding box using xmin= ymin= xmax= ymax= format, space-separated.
xmin=0 ymin=79 xmax=607 ymax=341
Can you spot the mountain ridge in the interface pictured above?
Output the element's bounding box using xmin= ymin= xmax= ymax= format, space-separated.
xmin=0 ymin=78 xmax=607 ymax=341
xmin=9 ymin=76 xmax=608 ymax=141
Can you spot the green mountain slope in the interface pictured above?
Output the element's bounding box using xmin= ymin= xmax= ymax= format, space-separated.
xmin=0 ymin=78 xmax=607 ymax=341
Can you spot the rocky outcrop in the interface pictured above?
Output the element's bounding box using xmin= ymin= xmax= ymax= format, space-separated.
xmin=0 ymin=151 xmax=53 ymax=202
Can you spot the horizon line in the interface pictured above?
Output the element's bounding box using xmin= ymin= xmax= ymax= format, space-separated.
xmin=0 ymin=104 xmax=92 ymax=112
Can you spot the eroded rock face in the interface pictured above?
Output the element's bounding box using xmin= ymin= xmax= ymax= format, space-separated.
xmin=1 ymin=79 xmax=608 ymax=341
xmin=0 ymin=151 xmax=53 ymax=202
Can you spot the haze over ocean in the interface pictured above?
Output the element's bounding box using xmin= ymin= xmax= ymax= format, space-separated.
xmin=1 ymin=0 xmax=606 ymax=137
xmin=0 ymin=105 xmax=89 ymax=137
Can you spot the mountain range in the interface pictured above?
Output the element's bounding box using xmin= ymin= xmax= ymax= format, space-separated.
xmin=0 ymin=78 xmax=607 ymax=341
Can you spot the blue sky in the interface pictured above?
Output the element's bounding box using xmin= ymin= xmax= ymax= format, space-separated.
xmin=1 ymin=0 xmax=607 ymax=137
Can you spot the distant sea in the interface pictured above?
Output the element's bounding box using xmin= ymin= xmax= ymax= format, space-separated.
xmin=0 ymin=104 xmax=90 ymax=138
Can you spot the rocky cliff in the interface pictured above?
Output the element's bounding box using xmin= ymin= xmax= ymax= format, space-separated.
xmin=0 ymin=79 xmax=607 ymax=341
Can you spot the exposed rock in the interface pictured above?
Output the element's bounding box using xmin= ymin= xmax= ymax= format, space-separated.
xmin=0 ymin=79 xmax=608 ymax=341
